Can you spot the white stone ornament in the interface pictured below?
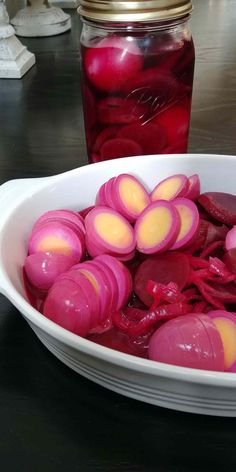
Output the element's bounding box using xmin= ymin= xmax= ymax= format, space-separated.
xmin=0 ymin=0 xmax=35 ymax=78
xmin=50 ymin=0 xmax=79 ymax=8
xmin=11 ymin=0 xmax=71 ymax=37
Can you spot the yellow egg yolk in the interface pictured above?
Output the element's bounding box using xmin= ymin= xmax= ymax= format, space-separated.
xmin=137 ymin=206 xmax=172 ymax=247
xmin=38 ymin=236 xmax=72 ymax=256
xmin=152 ymin=176 xmax=182 ymax=201
xmin=94 ymin=213 xmax=132 ymax=248
xmin=174 ymin=204 xmax=192 ymax=242
xmin=213 ymin=317 xmax=236 ymax=370
xmin=119 ymin=178 xmax=148 ymax=215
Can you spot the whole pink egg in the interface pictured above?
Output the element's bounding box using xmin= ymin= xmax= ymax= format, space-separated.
xmin=148 ymin=314 xmax=224 ymax=371
xmin=85 ymin=36 xmax=143 ymax=93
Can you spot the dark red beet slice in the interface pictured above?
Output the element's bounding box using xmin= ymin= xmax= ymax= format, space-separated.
xmin=117 ymin=123 xmax=166 ymax=154
xmin=205 ymin=221 xmax=228 ymax=247
xmin=93 ymin=126 xmax=120 ymax=153
xmin=186 ymin=218 xmax=228 ymax=254
xmin=100 ymin=138 xmax=143 ymax=160
xmin=97 ymin=97 xmax=147 ymax=125
xmin=134 ymin=252 xmax=191 ymax=307
xmin=198 ymin=192 xmax=236 ymax=225
xmin=224 ymin=249 xmax=236 ymax=274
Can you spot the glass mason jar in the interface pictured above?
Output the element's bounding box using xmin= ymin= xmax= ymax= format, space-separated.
xmin=78 ymin=0 xmax=195 ymax=163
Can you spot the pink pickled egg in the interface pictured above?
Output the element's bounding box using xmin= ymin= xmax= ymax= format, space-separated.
xmin=24 ymin=252 xmax=76 ymax=291
xmin=85 ymin=36 xmax=143 ymax=93
xmin=104 ymin=177 xmax=117 ymax=209
xmin=85 ymin=236 xmax=136 ymax=261
xmin=34 ymin=209 xmax=85 ymax=234
xmin=72 ymin=261 xmax=111 ymax=321
xmin=150 ymin=174 xmax=189 ymax=202
xmin=95 ymin=183 xmax=107 ymax=206
xmin=225 ymin=226 xmax=236 ymax=251
xmin=43 ymin=278 xmax=91 ymax=337
xmin=85 ymin=206 xmax=135 ymax=256
xmin=79 ymin=206 xmax=94 ymax=220
xmin=95 ymin=254 xmax=132 ymax=309
xmin=85 ymin=236 xmax=105 ymax=258
xmin=135 ymin=200 xmax=180 ymax=254
xmin=207 ymin=311 xmax=236 ymax=372
xmin=115 ymin=249 xmax=137 ymax=261
xmin=90 ymin=259 xmax=118 ymax=315
xmin=148 ymin=314 xmax=225 ymax=371
xmin=170 ymin=198 xmax=200 ymax=250
xmin=112 ymin=173 xmax=150 ymax=223
xmin=57 ymin=269 xmax=101 ymax=329
xmin=28 ymin=221 xmax=85 ymax=261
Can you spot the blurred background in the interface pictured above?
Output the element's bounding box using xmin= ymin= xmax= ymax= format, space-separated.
xmin=5 ymin=0 xmax=25 ymax=17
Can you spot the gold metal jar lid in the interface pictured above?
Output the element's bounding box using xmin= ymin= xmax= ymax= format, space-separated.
xmin=78 ymin=0 xmax=193 ymax=23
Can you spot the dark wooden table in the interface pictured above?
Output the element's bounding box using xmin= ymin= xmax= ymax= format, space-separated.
xmin=0 ymin=1 xmax=236 ymax=471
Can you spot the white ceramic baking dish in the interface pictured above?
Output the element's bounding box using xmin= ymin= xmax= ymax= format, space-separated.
xmin=1 ymin=153 xmax=236 ymax=416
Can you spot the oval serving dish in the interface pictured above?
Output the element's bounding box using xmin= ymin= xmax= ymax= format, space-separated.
xmin=1 ymin=154 xmax=236 ymax=416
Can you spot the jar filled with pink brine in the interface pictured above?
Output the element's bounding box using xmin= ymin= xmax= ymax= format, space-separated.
xmin=78 ymin=0 xmax=195 ymax=163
